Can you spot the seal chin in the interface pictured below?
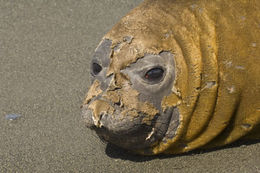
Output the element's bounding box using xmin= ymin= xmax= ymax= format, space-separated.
xmin=82 ymin=105 xmax=178 ymax=151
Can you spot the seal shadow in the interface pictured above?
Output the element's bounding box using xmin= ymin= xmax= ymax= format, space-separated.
xmin=105 ymin=139 xmax=260 ymax=162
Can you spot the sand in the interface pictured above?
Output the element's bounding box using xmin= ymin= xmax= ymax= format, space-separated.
xmin=0 ymin=0 xmax=260 ymax=172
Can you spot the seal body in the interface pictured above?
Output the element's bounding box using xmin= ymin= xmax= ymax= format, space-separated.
xmin=82 ymin=0 xmax=260 ymax=155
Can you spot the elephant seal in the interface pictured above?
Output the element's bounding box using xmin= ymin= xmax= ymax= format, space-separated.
xmin=81 ymin=0 xmax=260 ymax=155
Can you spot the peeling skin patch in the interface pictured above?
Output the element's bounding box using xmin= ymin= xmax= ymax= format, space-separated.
xmin=119 ymin=85 xmax=159 ymax=125
xmin=171 ymin=86 xmax=181 ymax=97
xmin=113 ymin=72 xmax=130 ymax=89
xmin=82 ymin=80 xmax=103 ymax=105
xmin=196 ymin=81 xmax=217 ymax=92
xmin=227 ymin=86 xmax=235 ymax=94
xmin=206 ymin=81 xmax=216 ymax=88
xmin=120 ymin=109 xmax=139 ymax=119
xmin=113 ymin=42 xmax=121 ymax=53
xmin=235 ymin=66 xmax=245 ymax=70
xmin=107 ymin=42 xmax=144 ymax=76
xmin=240 ymin=16 xmax=246 ymax=21
xmin=103 ymin=91 xmax=120 ymax=104
xmin=161 ymin=94 xmax=181 ymax=112
xmin=190 ymin=4 xmax=203 ymax=13
xmin=123 ymin=36 xmax=133 ymax=44
xmin=88 ymin=99 xmax=115 ymax=127
xmin=241 ymin=123 xmax=252 ymax=130
xmin=163 ymin=31 xmax=172 ymax=39
xmin=225 ymin=61 xmax=232 ymax=68
xmin=112 ymin=36 xmax=133 ymax=54
xmin=201 ymin=81 xmax=216 ymax=90
xmin=146 ymin=127 xmax=155 ymax=140
xmin=190 ymin=4 xmax=198 ymax=10
xmin=164 ymin=33 xmax=170 ymax=39
xmin=84 ymin=61 xmax=159 ymax=126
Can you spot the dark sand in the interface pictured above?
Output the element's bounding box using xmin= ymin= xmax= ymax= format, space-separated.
xmin=0 ymin=0 xmax=260 ymax=172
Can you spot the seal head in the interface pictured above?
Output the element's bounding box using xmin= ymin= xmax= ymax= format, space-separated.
xmin=82 ymin=38 xmax=180 ymax=152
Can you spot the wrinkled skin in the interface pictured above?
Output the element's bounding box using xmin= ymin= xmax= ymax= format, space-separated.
xmin=82 ymin=0 xmax=260 ymax=155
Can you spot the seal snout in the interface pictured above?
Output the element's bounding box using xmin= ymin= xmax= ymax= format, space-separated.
xmin=81 ymin=103 xmax=156 ymax=150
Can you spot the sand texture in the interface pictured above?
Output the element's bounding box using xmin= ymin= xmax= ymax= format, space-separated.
xmin=0 ymin=0 xmax=260 ymax=172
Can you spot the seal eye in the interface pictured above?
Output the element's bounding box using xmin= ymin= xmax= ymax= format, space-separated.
xmin=144 ymin=67 xmax=164 ymax=82
xmin=92 ymin=63 xmax=102 ymax=75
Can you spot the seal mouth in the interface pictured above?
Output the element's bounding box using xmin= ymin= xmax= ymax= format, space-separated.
xmin=82 ymin=102 xmax=176 ymax=151
xmin=92 ymin=122 xmax=154 ymax=150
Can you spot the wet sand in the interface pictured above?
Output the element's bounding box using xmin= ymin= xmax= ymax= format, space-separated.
xmin=0 ymin=0 xmax=260 ymax=172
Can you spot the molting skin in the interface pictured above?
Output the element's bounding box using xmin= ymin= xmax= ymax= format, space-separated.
xmin=82 ymin=0 xmax=260 ymax=155
xmin=82 ymin=38 xmax=180 ymax=152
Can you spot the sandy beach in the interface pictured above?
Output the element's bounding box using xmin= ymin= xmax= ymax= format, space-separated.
xmin=0 ymin=0 xmax=260 ymax=172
